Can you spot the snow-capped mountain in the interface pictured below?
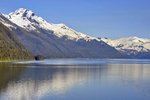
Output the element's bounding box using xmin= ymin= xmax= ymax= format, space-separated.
xmin=0 ymin=8 xmax=122 ymax=58
xmin=101 ymin=37 xmax=150 ymax=58
xmin=1 ymin=8 xmax=149 ymax=59
xmin=5 ymin=8 xmax=96 ymax=41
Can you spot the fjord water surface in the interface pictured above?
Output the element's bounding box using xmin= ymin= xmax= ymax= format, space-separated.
xmin=0 ymin=59 xmax=150 ymax=100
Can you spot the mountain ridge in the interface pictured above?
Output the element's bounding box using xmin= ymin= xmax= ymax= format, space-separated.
xmin=5 ymin=8 xmax=97 ymax=41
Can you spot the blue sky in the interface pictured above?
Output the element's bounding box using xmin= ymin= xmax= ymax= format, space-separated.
xmin=0 ymin=0 xmax=150 ymax=39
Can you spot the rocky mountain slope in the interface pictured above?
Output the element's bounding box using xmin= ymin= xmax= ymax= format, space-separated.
xmin=101 ymin=37 xmax=150 ymax=58
xmin=1 ymin=8 xmax=122 ymax=58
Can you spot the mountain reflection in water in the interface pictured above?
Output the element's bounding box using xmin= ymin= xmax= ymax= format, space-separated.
xmin=0 ymin=62 xmax=150 ymax=100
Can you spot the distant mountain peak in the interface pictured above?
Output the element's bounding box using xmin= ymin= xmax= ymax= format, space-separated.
xmin=14 ymin=8 xmax=27 ymax=14
xmin=116 ymin=36 xmax=150 ymax=43
xmin=101 ymin=36 xmax=150 ymax=58
xmin=9 ymin=8 xmax=35 ymax=18
xmin=127 ymin=36 xmax=142 ymax=40
xmin=5 ymin=8 xmax=47 ymax=31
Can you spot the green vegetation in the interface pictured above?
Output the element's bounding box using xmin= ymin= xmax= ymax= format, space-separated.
xmin=0 ymin=22 xmax=33 ymax=61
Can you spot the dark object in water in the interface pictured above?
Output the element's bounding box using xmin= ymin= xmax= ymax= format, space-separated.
xmin=34 ymin=55 xmax=42 ymax=60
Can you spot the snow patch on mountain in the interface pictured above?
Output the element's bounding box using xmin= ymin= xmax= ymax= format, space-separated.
xmin=0 ymin=14 xmax=16 ymax=29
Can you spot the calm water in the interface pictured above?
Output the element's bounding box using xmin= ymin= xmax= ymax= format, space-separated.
xmin=0 ymin=59 xmax=150 ymax=100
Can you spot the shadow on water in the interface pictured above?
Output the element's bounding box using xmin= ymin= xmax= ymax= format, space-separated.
xmin=0 ymin=62 xmax=150 ymax=100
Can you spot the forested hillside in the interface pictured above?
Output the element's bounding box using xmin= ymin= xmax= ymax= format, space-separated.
xmin=0 ymin=22 xmax=33 ymax=61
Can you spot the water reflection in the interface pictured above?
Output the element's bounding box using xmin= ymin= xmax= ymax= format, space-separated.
xmin=0 ymin=63 xmax=150 ymax=100
xmin=0 ymin=63 xmax=25 ymax=90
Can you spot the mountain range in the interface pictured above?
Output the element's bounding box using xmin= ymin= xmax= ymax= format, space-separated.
xmin=101 ymin=37 xmax=150 ymax=58
xmin=0 ymin=8 xmax=149 ymax=60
